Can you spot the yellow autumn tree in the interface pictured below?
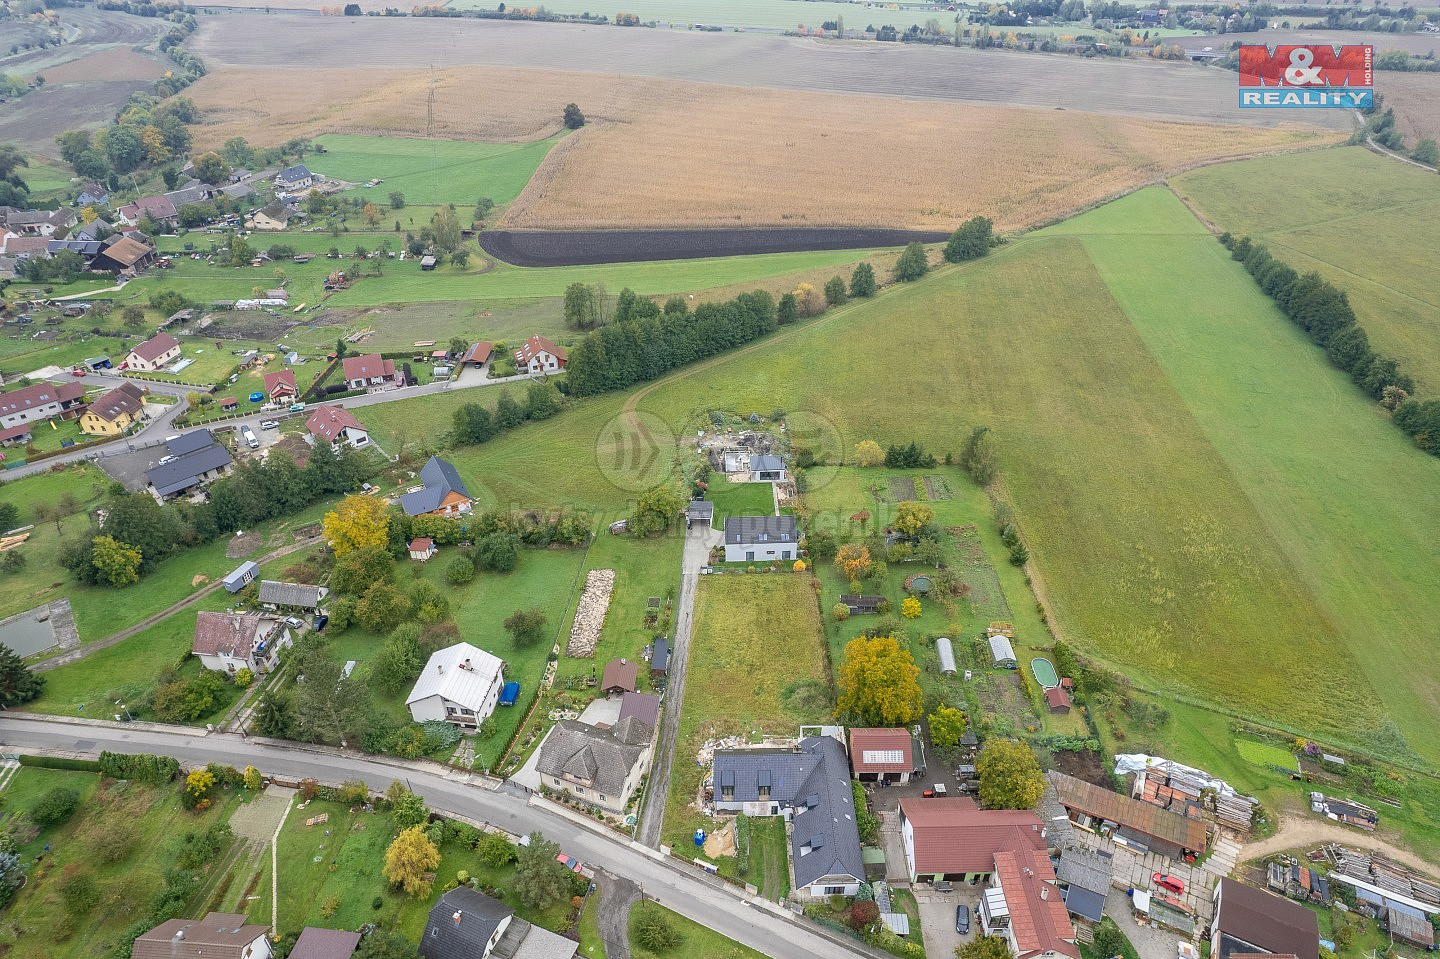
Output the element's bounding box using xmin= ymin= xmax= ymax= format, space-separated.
xmin=893 ymin=501 xmax=934 ymax=538
xmin=141 ymin=124 xmax=170 ymax=165
xmin=833 ymin=543 xmax=872 ymax=589
xmin=853 ymin=440 xmax=884 ymax=467
xmin=900 ymin=596 xmax=922 ymax=619
xmin=792 ymin=282 xmax=825 ymax=317
xmin=80 ymin=206 xmax=99 ymax=224
xmin=836 ymin=635 xmax=922 ymax=727
xmin=384 ymin=825 xmax=440 ymax=898
xmin=363 ymin=202 xmax=381 ymax=228
xmin=323 ymin=494 xmax=390 ymax=557
xmin=792 ymin=559 xmax=807 ymax=572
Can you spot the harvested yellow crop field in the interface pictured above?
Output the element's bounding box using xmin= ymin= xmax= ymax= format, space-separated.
xmin=187 ymin=64 xmax=1339 ymax=231
xmin=1376 ymin=72 xmax=1440 ymax=148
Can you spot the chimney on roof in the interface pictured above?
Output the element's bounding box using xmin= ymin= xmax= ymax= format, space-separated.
xmin=174 ymin=930 xmax=185 ymax=941
xmin=437 ymin=663 xmax=443 ymax=673
xmin=453 ymin=911 xmax=463 ymax=925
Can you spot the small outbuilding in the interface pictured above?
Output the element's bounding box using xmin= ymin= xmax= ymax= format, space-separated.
xmin=419 ymin=255 xmax=437 ymax=271
xmin=936 ymin=636 xmax=957 ymax=676
xmin=600 ymin=657 xmax=639 ymax=696
xmin=650 ymin=637 xmax=670 ymax=677
xmin=408 ymin=537 xmax=437 ymax=562
xmin=685 ymin=500 xmax=714 ymax=528
xmin=498 ymin=681 xmax=521 ymax=707
xmin=840 ymin=595 xmax=884 ymax=615
xmin=223 ymin=560 xmax=260 ymax=594
xmin=1046 ymin=686 xmax=1073 ymax=714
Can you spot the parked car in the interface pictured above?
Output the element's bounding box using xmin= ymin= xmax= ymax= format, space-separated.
xmin=157 ymin=455 xmax=177 ymax=466
xmin=241 ymin=426 xmax=260 ymax=450
xmin=283 ymin=616 xmax=306 ymax=630
xmin=260 ymin=420 xmax=280 ymax=430
xmin=288 ymin=402 xmax=306 ymax=412
xmin=956 ymin=904 xmax=970 ymax=934
xmin=312 ymin=613 xmax=329 ymax=632
xmin=1153 ymin=873 xmax=1185 ymax=895
xmin=70 ymin=369 xmax=86 ymax=377
xmin=556 ymin=854 xmax=584 ymax=873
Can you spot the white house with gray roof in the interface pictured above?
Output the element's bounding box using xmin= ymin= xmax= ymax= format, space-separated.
xmin=407 ymin=642 xmax=506 ymax=728
xmin=258 ymin=580 xmax=328 ymax=611
xmin=722 ymin=514 xmax=797 ymax=563
xmin=749 ymin=454 xmax=787 ymax=482
xmin=710 ymin=735 xmax=864 ymax=898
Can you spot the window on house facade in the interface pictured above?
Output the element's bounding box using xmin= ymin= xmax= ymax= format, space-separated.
xmin=824 ymin=886 xmax=846 ymax=895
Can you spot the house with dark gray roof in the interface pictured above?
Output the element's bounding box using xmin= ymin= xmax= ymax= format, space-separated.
xmin=258 ymin=580 xmax=328 ymax=611
xmin=400 ymin=456 xmax=472 ymax=517
xmin=535 ymin=715 xmax=654 ymax=815
xmin=1211 ymin=878 xmax=1319 ymax=959
xmin=749 ymin=454 xmax=786 ymax=481
xmin=419 ymin=886 xmax=577 ymax=959
xmin=276 ymin=165 xmax=314 ymax=192
xmin=722 ymin=514 xmax=797 ymax=563
xmin=710 ymin=735 xmax=864 ymax=898
xmin=146 ymin=429 xmax=234 ymax=501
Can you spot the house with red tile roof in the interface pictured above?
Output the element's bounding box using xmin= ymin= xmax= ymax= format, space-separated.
xmin=898 ymin=794 xmax=1048 ymax=875
xmin=121 ymin=331 xmax=181 ymax=372
xmin=849 ymin=728 xmax=916 ymax=783
xmin=191 ymin=612 xmax=291 ymax=675
xmin=305 ymin=405 xmax=369 ymax=450
xmin=460 ymin=341 xmax=494 ymax=367
xmin=982 ymin=845 xmax=1080 ymax=959
xmin=342 ymin=353 xmax=398 ymax=391
xmin=0 ymin=381 xmax=87 ymax=430
xmin=117 ymin=195 xmax=179 ymax=228
xmin=514 ymin=335 xmax=566 ymax=374
xmin=898 ymin=797 xmax=1048 ymax=884
xmin=264 ymin=369 xmax=298 ymax=403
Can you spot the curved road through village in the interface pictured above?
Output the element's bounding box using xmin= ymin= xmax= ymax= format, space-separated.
xmin=0 ymin=715 xmax=873 ymax=959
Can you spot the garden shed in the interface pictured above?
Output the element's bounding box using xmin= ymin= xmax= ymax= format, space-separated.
xmin=936 ymin=637 xmax=957 ymax=676
xmin=988 ymin=633 xmax=1018 ymax=668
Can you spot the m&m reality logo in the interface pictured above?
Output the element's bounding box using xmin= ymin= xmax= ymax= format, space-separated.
xmin=1238 ymin=44 xmax=1373 ymax=109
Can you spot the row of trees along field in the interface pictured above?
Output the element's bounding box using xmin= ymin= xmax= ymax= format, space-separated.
xmin=562 ymin=218 xmax=996 ymax=397
xmin=1224 ymin=234 xmax=1440 ymax=455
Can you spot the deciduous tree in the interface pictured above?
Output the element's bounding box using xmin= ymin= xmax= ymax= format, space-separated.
xmin=976 ymin=738 xmax=1045 ymax=809
xmin=833 ymin=543 xmax=872 ymax=587
xmin=121 ymin=304 xmax=145 ymax=329
xmin=837 ymin=635 xmax=922 ymax=727
xmin=562 ymin=103 xmax=586 ymax=129
xmin=956 ymin=935 xmax=1013 ymax=959
xmin=634 ymin=904 xmax=682 ymax=951
xmin=383 ymin=825 xmax=440 ymax=897
xmin=893 ymin=242 xmax=929 ymax=282
xmin=363 ymin=202 xmax=381 ymax=227
xmin=944 ymin=215 xmax=994 ymax=262
xmin=323 ymin=494 xmax=390 ymax=556
xmin=354 ymin=582 xmax=412 ymax=633
xmin=928 ymin=704 xmax=966 ymax=748
xmin=900 ymin=596 xmax=922 ymax=619
xmin=893 ymin=501 xmax=934 ymax=538
xmin=960 ymin=426 xmax=998 ymax=486
xmin=853 ymin=440 xmax=884 ymax=467
xmin=504 ymin=607 xmax=547 ymax=646
xmin=90 ymin=535 xmax=141 ymax=587
xmin=824 ymin=275 xmax=848 ymax=306
xmin=631 ymin=484 xmax=684 ymax=537
xmin=193 ymin=151 xmax=231 ymax=185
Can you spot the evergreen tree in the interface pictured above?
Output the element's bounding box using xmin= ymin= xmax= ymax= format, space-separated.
xmin=893 ymin=242 xmax=929 ymax=282
xmin=943 ymin=215 xmax=994 ymax=262
xmin=849 ymin=262 xmax=877 ymax=298
xmin=0 ymin=644 xmax=44 ymax=706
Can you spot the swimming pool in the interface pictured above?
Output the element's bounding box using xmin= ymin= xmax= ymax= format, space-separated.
xmin=1031 ymin=657 xmax=1059 ymax=689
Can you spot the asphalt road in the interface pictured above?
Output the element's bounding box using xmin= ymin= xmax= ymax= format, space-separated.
xmin=0 ymin=716 xmax=865 ymax=959
xmin=0 ymin=365 xmax=531 ymax=482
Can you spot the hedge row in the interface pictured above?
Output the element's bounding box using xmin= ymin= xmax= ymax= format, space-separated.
xmin=18 ymin=755 xmax=103 ymax=772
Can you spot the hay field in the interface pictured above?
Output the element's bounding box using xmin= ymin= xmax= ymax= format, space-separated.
xmin=502 ymin=83 xmax=1339 ymax=230
xmin=1172 ymin=147 xmax=1440 ymax=392
xmin=187 ymin=64 xmax=1340 ymax=232
xmin=1375 ymin=72 xmax=1440 ymax=147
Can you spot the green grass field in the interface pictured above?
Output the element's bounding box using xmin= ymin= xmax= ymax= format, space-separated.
xmin=0 ymin=767 xmax=240 ymax=959
xmin=706 ymin=479 xmax=776 ymax=521
xmin=1234 ymin=739 xmax=1297 ymax=769
xmin=1172 ymin=147 xmax=1440 ymax=393
xmin=661 ymin=575 xmax=831 ymax=859
xmin=312 ymin=134 xmax=562 ymax=208
xmin=628 ymin=902 xmax=769 ymax=959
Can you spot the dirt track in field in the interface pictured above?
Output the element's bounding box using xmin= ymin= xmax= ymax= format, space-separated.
xmin=189 ymin=14 xmax=1349 ymax=130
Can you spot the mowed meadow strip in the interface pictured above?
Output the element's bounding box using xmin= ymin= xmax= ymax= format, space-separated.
xmin=1172 ymin=147 xmax=1440 ymax=392
xmin=1073 ymin=187 xmax=1440 ymax=766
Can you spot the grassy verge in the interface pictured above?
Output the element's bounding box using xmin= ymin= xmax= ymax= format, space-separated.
xmin=628 ymin=901 xmax=769 ymax=959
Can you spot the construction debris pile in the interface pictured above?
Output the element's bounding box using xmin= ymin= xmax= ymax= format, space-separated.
xmin=565 ymin=569 xmax=615 ymax=657
xmin=1267 ymin=857 xmax=1331 ymax=905
xmin=1117 ymin=754 xmax=1258 ymax=831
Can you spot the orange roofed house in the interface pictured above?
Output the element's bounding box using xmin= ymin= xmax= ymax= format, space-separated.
xmin=981 ymin=846 xmax=1080 ymax=959
xmin=898 ymin=797 xmax=1048 ymax=884
xmin=121 ymin=331 xmax=181 ymax=372
xmin=342 ymin=353 xmax=399 ymax=391
xmin=514 ymin=335 xmax=566 ymax=374
xmin=305 ymin=405 xmax=369 ymax=450
xmin=79 ymin=382 xmax=146 ymax=436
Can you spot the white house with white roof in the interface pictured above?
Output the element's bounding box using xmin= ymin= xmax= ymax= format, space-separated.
xmin=405 ymin=642 xmax=506 ymax=728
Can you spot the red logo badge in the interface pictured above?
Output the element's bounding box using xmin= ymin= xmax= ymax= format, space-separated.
xmin=1239 ymin=45 xmax=1372 ymax=87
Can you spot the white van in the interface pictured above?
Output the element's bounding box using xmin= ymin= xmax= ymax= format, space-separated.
xmin=241 ymin=426 xmax=260 ymax=450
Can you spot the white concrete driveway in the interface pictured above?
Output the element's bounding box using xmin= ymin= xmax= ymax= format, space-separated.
xmin=914 ymin=886 xmax=972 ymax=959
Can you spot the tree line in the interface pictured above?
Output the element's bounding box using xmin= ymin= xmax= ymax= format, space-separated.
xmin=1224 ymin=234 xmax=1437 ymax=456
xmin=451 ymin=380 xmax=563 ymax=446
xmin=59 ymin=444 xmax=370 ymax=588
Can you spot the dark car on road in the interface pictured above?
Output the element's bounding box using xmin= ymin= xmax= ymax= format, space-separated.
xmin=956 ymin=903 xmax=970 ymax=934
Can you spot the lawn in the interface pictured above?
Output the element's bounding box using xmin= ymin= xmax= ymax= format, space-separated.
xmin=1234 ymin=739 xmax=1298 ymax=770
xmin=661 ymin=575 xmax=831 ymax=860
xmin=0 ymin=463 xmax=110 ymax=623
xmin=628 ymin=901 xmax=769 ymax=959
xmin=0 ymin=766 xmax=241 ymax=959
xmin=312 ymin=134 xmax=563 ymax=208
xmin=706 ymin=478 xmax=775 ymax=521
xmin=1171 ymin=147 xmax=1440 ymax=393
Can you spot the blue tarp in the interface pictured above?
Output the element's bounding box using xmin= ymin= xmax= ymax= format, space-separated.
xmin=498 ymin=681 xmax=520 ymax=706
